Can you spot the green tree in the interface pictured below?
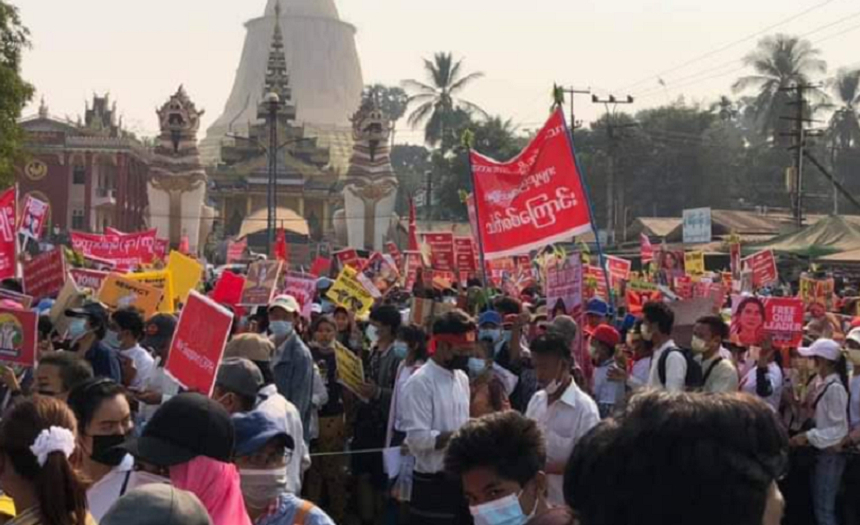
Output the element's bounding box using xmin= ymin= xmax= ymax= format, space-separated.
xmin=732 ymin=34 xmax=827 ymax=142
xmin=403 ymin=52 xmax=487 ymax=149
xmin=0 ymin=0 xmax=33 ymax=184
xmin=390 ymin=144 xmax=432 ymax=215
xmin=363 ymin=84 xmax=409 ymax=146
xmin=827 ymin=68 xmax=860 ymax=150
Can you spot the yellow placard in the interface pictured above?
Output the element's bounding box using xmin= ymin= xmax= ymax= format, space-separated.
xmin=167 ymin=251 xmax=203 ymax=304
xmin=98 ymin=274 xmax=164 ymax=319
xmin=334 ymin=341 xmax=367 ymax=401
xmin=685 ymin=251 xmax=705 ymax=276
xmin=126 ymin=270 xmax=175 ymax=313
xmin=326 ymin=266 xmax=375 ymax=316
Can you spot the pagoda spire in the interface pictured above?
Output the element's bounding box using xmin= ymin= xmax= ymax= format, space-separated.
xmin=260 ymin=0 xmax=297 ymax=122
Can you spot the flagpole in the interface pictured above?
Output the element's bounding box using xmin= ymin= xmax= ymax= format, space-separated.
xmin=463 ymin=130 xmax=489 ymax=289
xmin=558 ymin=107 xmax=616 ymax=318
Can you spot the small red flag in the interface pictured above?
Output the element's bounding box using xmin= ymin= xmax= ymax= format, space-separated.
xmin=275 ymin=229 xmax=289 ymax=264
xmin=640 ymin=234 xmax=654 ymax=264
xmin=178 ymin=235 xmax=190 ymax=255
xmin=408 ymin=197 xmax=419 ymax=251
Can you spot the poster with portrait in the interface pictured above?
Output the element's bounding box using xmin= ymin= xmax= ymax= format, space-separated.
xmin=731 ymin=295 xmax=767 ymax=347
xmin=731 ymin=295 xmax=803 ymax=348
xmin=656 ymin=250 xmax=686 ymax=286
xmin=241 ymin=261 xmax=283 ymax=306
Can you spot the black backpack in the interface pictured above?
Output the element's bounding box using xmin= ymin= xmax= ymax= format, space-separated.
xmin=657 ymin=347 xmax=704 ymax=390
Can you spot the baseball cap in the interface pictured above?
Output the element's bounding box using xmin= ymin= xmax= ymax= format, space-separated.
xmin=847 ymin=329 xmax=860 ymax=347
xmin=478 ymin=311 xmax=502 ymax=328
xmin=585 ymin=298 xmax=609 ymax=317
xmin=268 ymin=295 xmax=300 ymax=314
xmin=592 ymin=324 xmax=621 ymax=348
xmin=120 ymin=393 xmax=234 ymax=467
xmin=799 ymin=338 xmax=843 ymax=362
xmin=224 ymin=333 xmax=275 ymax=362
xmin=65 ymin=302 xmax=109 ymax=327
xmin=216 ymin=358 xmax=264 ymax=398
xmin=142 ymin=314 xmax=177 ymax=352
xmin=316 ymin=277 xmax=334 ymax=291
xmin=100 ymin=484 xmax=212 ymax=525
xmin=547 ymin=315 xmax=578 ymax=343
xmin=232 ymin=409 xmax=296 ymax=458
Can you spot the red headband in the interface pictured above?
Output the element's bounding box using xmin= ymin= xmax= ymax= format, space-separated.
xmin=428 ymin=332 xmax=476 ymax=355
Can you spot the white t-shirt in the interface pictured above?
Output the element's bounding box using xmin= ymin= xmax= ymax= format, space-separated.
xmin=739 ymin=363 xmax=784 ymax=412
xmin=87 ymin=454 xmax=134 ymax=522
xmin=121 ymin=344 xmax=156 ymax=390
xmin=849 ymin=374 xmax=860 ymax=430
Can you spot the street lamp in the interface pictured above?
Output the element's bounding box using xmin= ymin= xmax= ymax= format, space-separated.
xmin=264 ymin=92 xmax=281 ymax=255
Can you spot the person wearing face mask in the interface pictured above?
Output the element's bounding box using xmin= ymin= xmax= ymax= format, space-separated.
xmin=643 ymin=301 xmax=687 ymax=392
xmin=268 ymin=295 xmax=314 ymax=445
xmin=232 ymin=410 xmax=335 ymax=525
xmin=468 ymin=339 xmax=513 ymax=419
xmin=525 ymin=333 xmax=599 ymax=506
xmin=589 ymin=325 xmax=625 ymax=419
xmin=692 ymin=316 xmax=739 ymax=394
xmin=66 ymin=378 xmax=135 ymax=522
xmin=446 ymin=411 xmax=552 ymax=525
xmin=304 ymin=315 xmax=346 ymax=524
xmin=108 ymin=308 xmax=155 ymax=391
xmin=401 ymin=310 xmax=475 ymax=525
xmin=65 ymin=303 xmax=122 ymax=383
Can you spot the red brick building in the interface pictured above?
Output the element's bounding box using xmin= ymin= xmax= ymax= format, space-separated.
xmin=15 ymin=96 xmax=149 ymax=233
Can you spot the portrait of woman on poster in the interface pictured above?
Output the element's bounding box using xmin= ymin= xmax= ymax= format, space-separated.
xmin=732 ymin=296 xmax=767 ymax=347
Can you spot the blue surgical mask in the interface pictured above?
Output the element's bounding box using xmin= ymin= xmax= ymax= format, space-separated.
xmin=366 ymin=324 xmax=379 ymax=344
xmin=67 ymin=318 xmax=88 ymax=341
xmin=321 ymin=299 xmax=335 ymax=314
xmin=103 ymin=330 xmax=121 ymax=350
xmin=470 ymin=490 xmax=536 ymax=525
xmin=468 ymin=358 xmax=488 ymax=377
xmin=393 ymin=341 xmax=409 ymax=360
xmin=479 ymin=329 xmax=501 ymax=343
xmin=270 ymin=321 xmax=293 ymax=339
xmin=502 ymin=330 xmax=513 ymax=344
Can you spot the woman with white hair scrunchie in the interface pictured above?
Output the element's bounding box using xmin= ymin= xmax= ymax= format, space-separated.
xmin=0 ymin=396 xmax=95 ymax=525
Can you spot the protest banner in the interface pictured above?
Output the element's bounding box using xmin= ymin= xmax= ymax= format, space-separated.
xmin=454 ymin=237 xmax=477 ymax=272
xmin=0 ymin=188 xmax=15 ymax=281
xmin=674 ymin=276 xmax=694 ymax=300
xmin=327 ymin=266 xmax=375 ymax=316
xmin=71 ymin=230 xmax=158 ymax=268
xmin=126 ymin=270 xmax=175 ymax=313
xmin=49 ymin=277 xmax=84 ymax=337
xmin=211 ymin=271 xmax=245 ymax=306
xmin=241 ymin=261 xmax=283 ymax=306
xmin=98 ymin=274 xmax=163 ymax=318
xmin=165 ymin=291 xmax=233 ymax=396
xmin=69 ymin=269 xmax=109 ymax=292
xmin=226 ymin=238 xmax=248 ymax=264
xmin=693 ymin=281 xmax=726 ymax=312
xmin=470 ymin=108 xmax=592 ymax=259
xmin=626 ymin=281 xmax=662 ymax=316
xmin=334 ymin=249 xmax=360 ymax=270
xmin=584 ymin=265 xmax=608 ymax=301
xmin=762 ymin=297 xmax=804 ymax=347
xmin=731 ymin=295 xmax=767 ymax=347
xmin=402 ymin=251 xmax=424 ymax=290
xmin=334 ymin=340 xmax=367 ymax=402
xmin=167 ymin=251 xmax=203 ymax=303
xmin=386 ymin=242 xmax=403 ymax=270
xmin=545 ymin=255 xmax=582 ymax=316
xmin=684 ymin=251 xmax=705 ymax=276
xmin=0 ymin=307 xmax=37 ymax=367
xmin=283 ymin=271 xmax=317 ymax=319
xmin=422 ymin=232 xmax=456 ymax=271
xmin=22 ymin=249 xmax=65 ymax=300
xmin=606 ymin=256 xmax=632 ymax=282
xmin=799 ymin=274 xmax=836 ymax=310
xmin=743 ymin=250 xmax=778 ymax=289
xmin=362 ymin=252 xmax=400 ymax=294
xmin=0 ymin=289 xmax=32 ymax=309
xmin=18 ymin=194 xmax=48 ymax=241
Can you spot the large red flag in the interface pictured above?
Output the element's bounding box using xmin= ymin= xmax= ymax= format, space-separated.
xmin=469 ymin=109 xmax=592 ymax=260
xmin=0 ymin=188 xmax=15 ymax=280
xmin=408 ymin=197 xmax=419 ymax=251
xmin=640 ymin=234 xmax=654 ymax=264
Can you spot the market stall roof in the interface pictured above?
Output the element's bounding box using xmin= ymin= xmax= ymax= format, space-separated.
xmin=752 ymin=215 xmax=860 ymax=257
xmin=628 ymin=218 xmax=682 ymax=238
xmin=238 ymin=207 xmax=310 ymax=239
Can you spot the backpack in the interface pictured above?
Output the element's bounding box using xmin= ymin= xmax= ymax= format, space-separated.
xmin=657 ymin=347 xmax=704 ymax=390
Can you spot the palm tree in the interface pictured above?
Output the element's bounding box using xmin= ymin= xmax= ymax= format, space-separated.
xmin=827 ymin=68 xmax=860 ymax=150
xmin=732 ymin=34 xmax=827 ymax=141
xmin=403 ymin=52 xmax=487 ymax=148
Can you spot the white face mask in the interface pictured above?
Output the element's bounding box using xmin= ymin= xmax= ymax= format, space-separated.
xmin=691 ymin=336 xmax=709 ymax=354
xmin=240 ymin=467 xmax=288 ymax=509
xmin=640 ymin=323 xmax=654 ymax=342
xmin=470 ymin=489 xmax=537 ymax=525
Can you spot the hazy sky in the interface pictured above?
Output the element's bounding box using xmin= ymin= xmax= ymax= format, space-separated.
xmin=18 ymin=0 xmax=860 ymax=142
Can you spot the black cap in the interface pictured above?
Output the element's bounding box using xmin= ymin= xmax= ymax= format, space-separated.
xmin=65 ymin=302 xmax=109 ymax=327
xmin=120 ymin=393 xmax=234 ymax=467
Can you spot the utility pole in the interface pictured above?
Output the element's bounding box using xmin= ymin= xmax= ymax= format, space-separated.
xmin=592 ymin=94 xmax=634 ymax=244
xmin=779 ymin=84 xmax=819 ymax=230
xmin=559 ymin=86 xmax=591 ymax=129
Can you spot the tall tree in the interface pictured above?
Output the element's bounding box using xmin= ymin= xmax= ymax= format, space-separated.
xmin=363 ymin=84 xmax=409 ymax=146
xmin=0 ymin=0 xmax=33 ymax=184
xmin=403 ymin=52 xmax=487 ymax=148
xmin=732 ymin=34 xmax=827 ymax=142
xmin=827 ymin=68 xmax=860 ymax=150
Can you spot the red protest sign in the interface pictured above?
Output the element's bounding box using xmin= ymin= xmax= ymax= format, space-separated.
xmin=402 ymin=251 xmax=424 ymax=290
xmin=763 ymin=297 xmax=804 ymax=348
xmin=309 ymin=257 xmax=332 ymax=278
xmin=626 ymin=282 xmax=662 ymax=316
xmin=19 ymin=195 xmax=48 ymax=241
xmin=226 ymin=238 xmax=247 ymax=264
xmin=743 ymin=250 xmax=778 ymax=289
xmin=386 ymin=242 xmax=403 ymax=270
xmin=22 ymin=249 xmax=66 ymax=300
xmin=454 ymin=237 xmax=477 ymax=272
xmin=283 ymin=271 xmax=317 ymax=319
xmin=71 ymin=230 xmax=158 ymax=268
xmin=0 ymin=188 xmax=15 ymax=281
xmin=211 ymin=271 xmax=246 ymax=306
xmin=69 ymin=269 xmax=109 ymax=291
xmin=470 ymin=108 xmax=592 ymax=260
xmin=422 ymin=232 xmax=456 ymax=271
xmin=607 ymin=256 xmax=632 ymax=282
xmin=334 ymin=249 xmax=360 ymax=270
xmin=545 ymin=255 xmax=583 ymax=316
xmin=0 ymin=307 xmax=37 ymax=367
xmin=584 ymin=265 xmax=608 ymax=300
xmin=165 ymin=291 xmax=233 ymax=396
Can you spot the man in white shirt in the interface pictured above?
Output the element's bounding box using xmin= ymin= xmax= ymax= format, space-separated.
xmin=109 ymin=308 xmax=155 ymax=390
xmin=644 ymin=301 xmax=687 ymax=392
xmin=401 ymin=310 xmax=474 ymax=525
xmin=526 ymin=333 xmax=600 ymax=506
xmin=692 ymin=316 xmax=739 ymax=394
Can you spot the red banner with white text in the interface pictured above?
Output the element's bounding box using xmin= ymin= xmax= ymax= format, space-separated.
xmin=71 ymin=230 xmax=158 ymax=269
xmin=0 ymin=189 xmax=16 ymax=280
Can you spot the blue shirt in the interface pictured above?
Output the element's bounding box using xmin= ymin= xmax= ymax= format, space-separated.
xmin=256 ymin=493 xmax=335 ymax=525
xmin=85 ymin=341 xmax=122 ymax=383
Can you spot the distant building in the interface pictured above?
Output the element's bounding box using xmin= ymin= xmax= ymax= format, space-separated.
xmin=16 ymin=96 xmax=149 ymax=233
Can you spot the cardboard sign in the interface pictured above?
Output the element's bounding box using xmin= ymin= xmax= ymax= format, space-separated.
xmin=743 ymin=250 xmax=778 ymax=289
xmin=334 ymin=340 xmax=367 ymax=401
xmin=362 ymin=252 xmax=400 ymax=294
xmin=422 ymin=232 xmax=456 ymax=272
xmin=19 ymin=194 xmax=48 ymax=241
xmin=334 ymin=249 xmax=360 ymax=270
xmin=165 ymin=291 xmax=233 ymax=396
xmin=0 ymin=307 xmax=37 ymax=367
xmin=327 ymin=266 xmax=375 ymax=316
xmin=69 ymin=269 xmax=109 ymax=292
xmin=49 ymin=277 xmax=84 ymax=337
xmin=22 ymin=249 xmax=66 ymax=300
xmin=167 ymin=251 xmax=203 ymax=304
xmin=684 ymin=251 xmax=705 ymax=276
xmin=126 ymin=271 xmax=176 ymax=313
xmin=98 ymin=274 xmax=164 ymax=318
xmin=0 ymin=188 xmax=16 ymax=280
xmin=241 ymin=261 xmax=283 ymax=306
xmin=212 ymin=271 xmax=245 ymax=306
xmin=545 ymin=255 xmax=582 ymax=316
xmin=283 ymin=272 xmax=317 ymax=319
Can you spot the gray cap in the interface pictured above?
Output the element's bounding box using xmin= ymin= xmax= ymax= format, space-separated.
xmin=216 ymin=357 xmax=264 ymax=398
xmin=548 ymin=315 xmax=578 ymax=346
xmin=101 ymin=484 xmax=212 ymax=525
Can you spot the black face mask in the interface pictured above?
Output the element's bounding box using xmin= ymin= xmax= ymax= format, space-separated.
xmin=445 ymin=355 xmax=470 ymax=372
xmin=90 ymin=433 xmax=127 ymax=467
